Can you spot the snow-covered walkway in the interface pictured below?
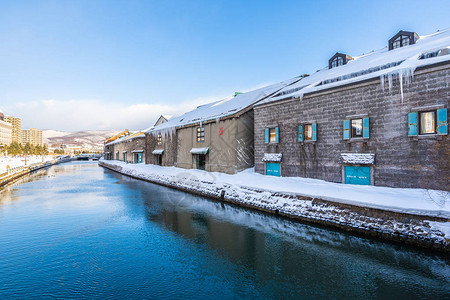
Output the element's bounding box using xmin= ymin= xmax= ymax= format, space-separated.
xmin=100 ymin=159 xmax=449 ymax=218
xmin=0 ymin=156 xmax=55 ymax=174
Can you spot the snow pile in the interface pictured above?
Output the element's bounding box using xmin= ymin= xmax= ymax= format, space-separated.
xmin=0 ymin=156 xmax=54 ymax=174
xmin=262 ymin=153 xmax=282 ymax=162
xmin=100 ymin=160 xmax=450 ymax=246
xmin=259 ymin=29 xmax=450 ymax=106
xmin=341 ymin=153 xmax=375 ymax=164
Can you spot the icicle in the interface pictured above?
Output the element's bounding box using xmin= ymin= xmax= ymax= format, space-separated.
xmin=380 ymin=75 xmax=385 ymax=92
xmin=216 ymin=117 xmax=220 ymax=124
xmin=387 ymin=73 xmax=393 ymax=93
xmin=399 ymin=72 xmax=404 ymax=104
xmin=199 ymin=121 xmax=203 ymax=128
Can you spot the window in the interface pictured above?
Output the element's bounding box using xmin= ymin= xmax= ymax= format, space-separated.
xmin=408 ymin=108 xmax=447 ymax=136
xmin=392 ymin=37 xmax=401 ymax=49
xmin=402 ymin=36 xmax=410 ymax=46
xmin=343 ymin=117 xmax=369 ymax=140
xmin=197 ymin=127 xmax=205 ymax=142
xmin=392 ymin=35 xmax=411 ymax=49
xmin=265 ymin=127 xmax=279 ymax=143
xmin=304 ymin=124 xmax=313 ymax=140
xmin=298 ymin=123 xmax=317 ymax=142
xmin=157 ymin=133 xmax=162 ymax=145
xmin=351 ymin=119 xmax=363 ymax=138
xmin=419 ymin=111 xmax=436 ymax=134
xmin=331 ymin=57 xmax=344 ymax=68
xmin=269 ymin=128 xmax=277 ymax=143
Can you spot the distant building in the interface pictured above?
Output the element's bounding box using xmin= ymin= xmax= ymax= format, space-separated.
xmin=4 ymin=115 xmax=22 ymax=144
xmin=22 ymin=128 xmax=43 ymax=146
xmin=0 ymin=109 xmax=12 ymax=146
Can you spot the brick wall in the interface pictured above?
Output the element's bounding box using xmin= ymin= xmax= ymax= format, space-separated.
xmin=254 ymin=63 xmax=450 ymax=191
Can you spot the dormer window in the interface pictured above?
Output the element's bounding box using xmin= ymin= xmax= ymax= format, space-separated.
xmin=389 ymin=30 xmax=419 ymax=50
xmin=331 ymin=57 xmax=344 ymax=68
xmin=329 ymin=53 xmax=353 ymax=69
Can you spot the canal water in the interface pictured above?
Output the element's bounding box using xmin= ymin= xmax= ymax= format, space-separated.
xmin=0 ymin=161 xmax=449 ymax=299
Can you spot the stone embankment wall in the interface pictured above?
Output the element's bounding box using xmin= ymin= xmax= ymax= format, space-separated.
xmin=100 ymin=160 xmax=449 ymax=253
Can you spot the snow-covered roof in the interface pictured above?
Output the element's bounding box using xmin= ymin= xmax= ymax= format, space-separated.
xmin=146 ymin=77 xmax=301 ymax=134
xmin=258 ymin=29 xmax=450 ymax=106
xmin=105 ymin=131 xmax=145 ymax=146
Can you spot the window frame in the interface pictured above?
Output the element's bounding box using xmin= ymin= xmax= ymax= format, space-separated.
xmin=304 ymin=124 xmax=314 ymax=141
xmin=269 ymin=128 xmax=277 ymax=143
xmin=351 ymin=118 xmax=364 ymax=138
xmin=196 ymin=127 xmax=205 ymax=142
xmin=418 ymin=110 xmax=437 ymax=135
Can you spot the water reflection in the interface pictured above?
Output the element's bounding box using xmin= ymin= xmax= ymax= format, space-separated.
xmin=0 ymin=162 xmax=448 ymax=299
xmin=112 ymin=170 xmax=450 ymax=298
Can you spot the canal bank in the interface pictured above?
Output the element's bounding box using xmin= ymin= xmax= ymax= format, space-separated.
xmin=0 ymin=158 xmax=70 ymax=189
xmin=99 ymin=159 xmax=450 ymax=252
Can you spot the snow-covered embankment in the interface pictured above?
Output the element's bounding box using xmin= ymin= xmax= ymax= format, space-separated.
xmin=99 ymin=159 xmax=450 ymax=252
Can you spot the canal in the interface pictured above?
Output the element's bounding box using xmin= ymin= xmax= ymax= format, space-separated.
xmin=0 ymin=161 xmax=449 ymax=299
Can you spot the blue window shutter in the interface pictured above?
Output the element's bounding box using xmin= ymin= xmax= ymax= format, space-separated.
xmin=363 ymin=117 xmax=370 ymax=139
xmin=437 ymin=108 xmax=448 ymax=135
xmin=343 ymin=120 xmax=350 ymax=140
xmin=264 ymin=128 xmax=269 ymax=143
xmin=298 ymin=125 xmax=303 ymax=142
xmin=408 ymin=112 xmax=418 ymax=136
xmin=312 ymin=123 xmax=317 ymax=141
xmin=275 ymin=127 xmax=279 ymax=143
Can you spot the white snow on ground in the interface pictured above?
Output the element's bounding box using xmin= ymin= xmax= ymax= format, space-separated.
xmin=0 ymin=156 xmax=54 ymax=174
xmin=100 ymin=160 xmax=449 ymax=218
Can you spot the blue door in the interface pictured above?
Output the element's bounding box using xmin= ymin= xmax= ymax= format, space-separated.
xmin=137 ymin=153 xmax=143 ymax=163
xmin=266 ymin=163 xmax=281 ymax=177
xmin=345 ymin=166 xmax=371 ymax=185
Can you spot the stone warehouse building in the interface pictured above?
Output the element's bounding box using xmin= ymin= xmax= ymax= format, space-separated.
xmin=104 ymin=131 xmax=146 ymax=164
xmin=145 ymin=79 xmax=300 ymax=174
xmin=254 ymin=29 xmax=449 ymax=190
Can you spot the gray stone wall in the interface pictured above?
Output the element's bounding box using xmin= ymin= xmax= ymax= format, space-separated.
xmin=254 ymin=63 xmax=450 ymax=191
xmin=145 ymin=131 xmax=177 ymax=167
xmin=105 ymin=137 xmax=146 ymax=163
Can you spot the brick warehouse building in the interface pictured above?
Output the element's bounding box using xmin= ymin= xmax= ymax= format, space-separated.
xmin=254 ymin=29 xmax=449 ymax=190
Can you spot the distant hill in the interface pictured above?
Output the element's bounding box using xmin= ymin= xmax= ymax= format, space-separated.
xmin=43 ymin=130 xmax=120 ymax=150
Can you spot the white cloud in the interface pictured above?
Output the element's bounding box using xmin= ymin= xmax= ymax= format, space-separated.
xmin=3 ymin=95 xmax=227 ymax=131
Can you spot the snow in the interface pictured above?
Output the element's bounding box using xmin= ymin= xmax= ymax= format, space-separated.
xmin=100 ymin=159 xmax=450 ymax=218
xmin=152 ymin=149 xmax=164 ymax=155
xmin=99 ymin=160 xmax=450 ymax=245
xmin=341 ymin=153 xmax=375 ymax=164
xmin=145 ymin=77 xmax=301 ymax=134
xmin=262 ymin=153 xmax=282 ymax=162
xmin=258 ymin=29 xmax=450 ymax=106
xmin=105 ymin=131 xmax=145 ymax=146
xmin=427 ymin=221 xmax=450 ymax=238
xmin=190 ymin=147 xmax=209 ymax=154
xmin=0 ymin=156 xmax=54 ymax=174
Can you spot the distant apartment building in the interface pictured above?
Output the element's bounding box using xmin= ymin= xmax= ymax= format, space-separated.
xmin=0 ymin=110 xmax=13 ymax=146
xmin=4 ymin=115 xmax=22 ymax=144
xmin=22 ymin=128 xmax=43 ymax=146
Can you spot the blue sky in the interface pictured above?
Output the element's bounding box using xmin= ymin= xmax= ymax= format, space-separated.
xmin=1 ymin=0 xmax=449 ymax=131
